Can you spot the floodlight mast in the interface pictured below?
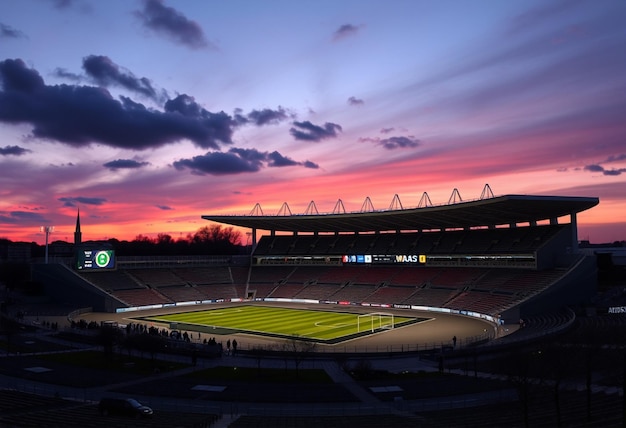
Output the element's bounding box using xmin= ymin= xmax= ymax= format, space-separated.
xmin=40 ymin=226 xmax=55 ymax=264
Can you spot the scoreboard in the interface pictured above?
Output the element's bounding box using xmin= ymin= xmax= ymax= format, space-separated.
xmin=76 ymin=248 xmax=116 ymax=270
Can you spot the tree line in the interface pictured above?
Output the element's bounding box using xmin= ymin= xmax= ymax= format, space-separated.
xmin=0 ymin=224 xmax=246 ymax=257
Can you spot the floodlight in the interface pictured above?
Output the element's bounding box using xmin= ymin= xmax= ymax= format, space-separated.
xmin=40 ymin=225 xmax=55 ymax=264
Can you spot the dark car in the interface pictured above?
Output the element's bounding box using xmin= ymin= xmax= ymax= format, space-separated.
xmin=98 ymin=397 xmax=153 ymax=418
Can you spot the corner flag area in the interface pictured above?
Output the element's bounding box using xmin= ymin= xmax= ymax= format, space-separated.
xmin=136 ymin=305 xmax=423 ymax=344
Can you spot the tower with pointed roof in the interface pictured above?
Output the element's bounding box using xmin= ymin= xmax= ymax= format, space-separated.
xmin=74 ymin=208 xmax=82 ymax=245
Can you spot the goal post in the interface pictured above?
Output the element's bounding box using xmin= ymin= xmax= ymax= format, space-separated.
xmin=357 ymin=312 xmax=395 ymax=333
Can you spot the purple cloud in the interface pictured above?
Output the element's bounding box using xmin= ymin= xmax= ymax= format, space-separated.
xmin=234 ymin=106 xmax=291 ymax=126
xmin=347 ymin=96 xmax=364 ymax=106
xmin=52 ymin=67 xmax=82 ymax=82
xmin=135 ymin=0 xmax=212 ymax=49
xmin=290 ymin=120 xmax=342 ymax=142
xmin=0 ymin=59 xmax=234 ymax=150
xmin=584 ymin=164 xmax=626 ymax=176
xmin=1 ymin=23 xmax=26 ymax=39
xmin=173 ymin=147 xmax=318 ymax=175
xmin=0 ymin=210 xmax=50 ymax=225
xmin=605 ymin=154 xmax=626 ymax=163
xmin=0 ymin=145 xmax=31 ymax=156
xmin=58 ymin=196 xmax=108 ymax=207
xmin=103 ymin=159 xmax=150 ymax=170
xmin=332 ymin=24 xmax=360 ymax=41
xmin=83 ymin=55 xmax=161 ymax=101
xmin=359 ymin=135 xmax=420 ymax=150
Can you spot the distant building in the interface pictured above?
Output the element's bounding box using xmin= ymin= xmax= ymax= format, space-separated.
xmin=2 ymin=242 xmax=32 ymax=263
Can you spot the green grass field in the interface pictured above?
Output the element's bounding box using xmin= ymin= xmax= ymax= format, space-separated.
xmin=136 ymin=305 xmax=421 ymax=344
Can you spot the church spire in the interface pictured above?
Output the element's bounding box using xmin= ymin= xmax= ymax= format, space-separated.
xmin=74 ymin=208 xmax=82 ymax=245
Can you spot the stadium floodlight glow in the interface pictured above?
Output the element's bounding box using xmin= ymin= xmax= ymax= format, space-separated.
xmin=40 ymin=225 xmax=55 ymax=264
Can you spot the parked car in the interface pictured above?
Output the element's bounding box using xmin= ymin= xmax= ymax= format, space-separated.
xmin=98 ymin=397 xmax=153 ymax=418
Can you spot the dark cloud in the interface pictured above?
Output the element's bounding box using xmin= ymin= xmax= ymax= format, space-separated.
xmin=0 ymin=59 xmax=234 ymax=150
xmin=0 ymin=145 xmax=31 ymax=156
xmin=58 ymin=196 xmax=107 ymax=207
xmin=605 ymin=154 xmax=626 ymax=163
xmin=247 ymin=107 xmax=290 ymax=126
xmin=380 ymin=127 xmax=394 ymax=134
xmin=155 ymin=205 xmax=173 ymax=210
xmin=267 ymin=151 xmax=298 ymax=167
xmin=0 ymin=210 xmax=50 ymax=225
xmin=82 ymin=55 xmax=160 ymax=101
xmin=303 ymin=160 xmax=320 ymax=169
xmin=347 ymin=96 xmax=364 ymax=106
xmin=135 ymin=0 xmax=211 ymax=50
xmin=332 ymin=24 xmax=360 ymax=41
xmin=358 ymin=135 xmax=421 ymax=150
xmin=584 ymin=164 xmax=626 ymax=176
xmin=173 ymin=151 xmax=261 ymax=175
xmin=289 ymin=120 xmax=342 ymax=142
xmin=102 ymin=159 xmax=150 ymax=170
xmin=173 ymin=147 xmax=317 ymax=175
xmin=52 ymin=67 xmax=82 ymax=82
xmin=379 ymin=136 xmax=420 ymax=150
xmin=233 ymin=106 xmax=292 ymax=126
xmin=603 ymin=169 xmax=626 ymax=176
xmin=49 ymin=0 xmax=75 ymax=9
xmin=1 ymin=23 xmax=26 ymax=39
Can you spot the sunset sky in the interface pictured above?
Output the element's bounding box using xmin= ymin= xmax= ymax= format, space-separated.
xmin=1 ymin=0 xmax=625 ymax=245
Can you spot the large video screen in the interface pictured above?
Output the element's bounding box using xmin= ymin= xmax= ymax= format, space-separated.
xmin=76 ymin=248 xmax=116 ymax=270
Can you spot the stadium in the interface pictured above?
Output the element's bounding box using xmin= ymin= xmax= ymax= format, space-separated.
xmin=3 ymin=186 xmax=626 ymax=427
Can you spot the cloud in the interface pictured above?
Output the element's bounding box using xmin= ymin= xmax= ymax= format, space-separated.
xmin=0 ymin=210 xmax=50 ymax=225
xmin=58 ymin=196 xmax=107 ymax=207
xmin=52 ymin=67 xmax=82 ymax=82
xmin=48 ymin=0 xmax=75 ymax=9
xmin=82 ymin=55 xmax=161 ymax=101
xmin=332 ymin=24 xmax=360 ymax=41
xmin=347 ymin=96 xmax=364 ymax=106
xmin=46 ymin=0 xmax=93 ymax=13
xmin=0 ymin=59 xmax=234 ymax=150
xmin=605 ymin=154 xmax=626 ymax=163
xmin=0 ymin=145 xmax=31 ymax=156
xmin=173 ymin=151 xmax=261 ymax=175
xmin=135 ymin=0 xmax=212 ymax=49
xmin=1 ymin=23 xmax=26 ymax=39
xmin=173 ymin=147 xmax=317 ymax=175
xmin=155 ymin=205 xmax=173 ymax=210
xmin=267 ymin=151 xmax=298 ymax=167
xmin=289 ymin=120 xmax=342 ymax=142
xmin=233 ymin=106 xmax=291 ymax=126
xmin=583 ymin=164 xmax=626 ymax=176
xmin=358 ymin=135 xmax=421 ymax=150
xmin=380 ymin=127 xmax=394 ymax=134
xmin=102 ymin=159 xmax=150 ymax=170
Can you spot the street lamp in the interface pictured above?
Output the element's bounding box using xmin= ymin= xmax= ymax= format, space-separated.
xmin=40 ymin=226 xmax=54 ymax=264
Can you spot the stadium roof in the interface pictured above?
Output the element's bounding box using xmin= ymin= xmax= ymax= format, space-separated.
xmin=202 ymin=194 xmax=599 ymax=233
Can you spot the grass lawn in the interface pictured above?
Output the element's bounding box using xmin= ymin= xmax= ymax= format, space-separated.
xmin=136 ymin=305 xmax=421 ymax=344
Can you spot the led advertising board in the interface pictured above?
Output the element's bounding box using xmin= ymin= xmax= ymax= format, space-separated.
xmin=342 ymin=254 xmax=426 ymax=264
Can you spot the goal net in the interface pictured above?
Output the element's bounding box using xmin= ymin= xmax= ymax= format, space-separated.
xmin=357 ymin=312 xmax=395 ymax=333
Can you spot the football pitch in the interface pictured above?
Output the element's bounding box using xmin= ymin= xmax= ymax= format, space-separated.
xmin=136 ymin=305 xmax=422 ymax=344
